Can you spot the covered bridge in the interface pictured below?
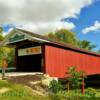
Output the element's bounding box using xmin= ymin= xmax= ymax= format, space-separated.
xmin=1 ymin=28 xmax=100 ymax=78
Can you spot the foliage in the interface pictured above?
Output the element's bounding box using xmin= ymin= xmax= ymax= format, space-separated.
xmin=45 ymin=29 xmax=79 ymax=46
xmin=66 ymin=66 xmax=85 ymax=90
xmin=0 ymin=27 xmax=3 ymax=33
xmin=0 ymin=47 xmax=14 ymax=67
xmin=85 ymin=88 xmax=97 ymax=98
xmin=49 ymin=79 xmax=63 ymax=93
xmin=78 ymin=40 xmax=97 ymax=50
xmin=49 ymin=90 xmax=100 ymax=100
xmin=0 ymin=28 xmax=14 ymax=67
xmin=0 ymin=34 xmax=4 ymax=41
xmin=7 ymin=48 xmax=15 ymax=67
xmin=0 ymin=27 xmax=4 ymax=41
xmin=0 ymin=32 xmax=14 ymax=67
xmin=0 ymin=80 xmax=100 ymax=100
xmin=45 ymin=29 xmax=96 ymax=51
xmin=0 ymin=80 xmax=49 ymax=100
xmin=97 ymin=49 xmax=100 ymax=54
xmin=0 ymin=47 xmax=9 ymax=67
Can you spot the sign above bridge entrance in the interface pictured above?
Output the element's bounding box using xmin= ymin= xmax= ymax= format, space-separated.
xmin=18 ymin=46 xmax=42 ymax=56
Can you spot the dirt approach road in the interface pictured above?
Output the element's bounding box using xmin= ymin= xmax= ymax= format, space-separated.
xmin=0 ymin=72 xmax=42 ymax=77
xmin=0 ymin=72 xmax=57 ymax=95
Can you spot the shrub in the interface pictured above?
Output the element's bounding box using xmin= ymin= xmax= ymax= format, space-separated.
xmin=66 ymin=66 xmax=86 ymax=91
xmin=85 ymin=88 xmax=97 ymax=98
xmin=49 ymin=79 xmax=63 ymax=93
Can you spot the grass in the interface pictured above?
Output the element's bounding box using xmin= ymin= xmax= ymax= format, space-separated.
xmin=1 ymin=80 xmax=100 ymax=100
xmin=0 ymin=80 xmax=49 ymax=100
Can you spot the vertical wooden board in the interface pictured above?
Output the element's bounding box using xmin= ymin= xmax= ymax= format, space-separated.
xmin=45 ymin=45 xmax=100 ymax=78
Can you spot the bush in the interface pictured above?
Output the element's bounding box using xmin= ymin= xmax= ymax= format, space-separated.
xmin=85 ymin=88 xmax=97 ymax=98
xmin=49 ymin=79 xmax=63 ymax=93
xmin=50 ymin=91 xmax=98 ymax=100
xmin=49 ymin=91 xmax=89 ymax=100
xmin=66 ymin=66 xmax=85 ymax=90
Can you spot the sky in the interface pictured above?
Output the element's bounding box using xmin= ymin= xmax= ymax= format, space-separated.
xmin=0 ymin=0 xmax=100 ymax=51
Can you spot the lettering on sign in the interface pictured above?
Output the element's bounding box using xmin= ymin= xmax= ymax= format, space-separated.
xmin=18 ymin=46 xmax=41 ymax=56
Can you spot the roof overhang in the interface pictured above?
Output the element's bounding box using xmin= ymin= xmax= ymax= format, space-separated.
xmin=1 ymin=28 xmax=50 ymax=47
xmin=1 ymin=28 xmax=100 ymax=57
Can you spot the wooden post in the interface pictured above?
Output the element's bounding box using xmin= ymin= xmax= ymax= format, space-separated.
xmin=67 ymin=81 xmax=70 ymax=92
xmin=14 ymin=48 xmax=18 ymax=70
xmin=82 ymin=78 xmax=85 ymax=94
xmin=41 ymin=44 xmax=46 ymax=73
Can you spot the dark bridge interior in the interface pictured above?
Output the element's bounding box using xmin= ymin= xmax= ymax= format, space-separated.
xmin=17 ymin=54 xmax=42 ymax=72
xmin=85 ymin=74 xmax=100 ymax=88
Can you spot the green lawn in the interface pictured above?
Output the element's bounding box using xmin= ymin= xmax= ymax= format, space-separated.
xmin=0 ymin=80 xmax=100 ymax=100
xmin=0 ymin=80 xmax=49 ymax=100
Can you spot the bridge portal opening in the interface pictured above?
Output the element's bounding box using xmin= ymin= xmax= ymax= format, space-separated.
xmin=17 ymin=54 xmax=42 ymax=72
xmin=15 ymin=44 xmax=43 ymax=72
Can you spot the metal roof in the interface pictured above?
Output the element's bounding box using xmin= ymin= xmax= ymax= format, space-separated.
xmin=17 ymin=28 xmax=100 ymax=57
xmin=1 ymin=28 xmax=100 ymax=57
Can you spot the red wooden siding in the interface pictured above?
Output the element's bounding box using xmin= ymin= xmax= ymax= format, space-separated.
xmin=45 ymin=45 xmax=100 ymax=78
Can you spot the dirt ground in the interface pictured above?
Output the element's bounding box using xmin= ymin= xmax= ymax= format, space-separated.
xmin=7 ymin=74 xmax=49 ymax=94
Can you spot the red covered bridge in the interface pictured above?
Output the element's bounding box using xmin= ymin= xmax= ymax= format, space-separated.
xmin=1 ymin=28 xmax=100 ymax=78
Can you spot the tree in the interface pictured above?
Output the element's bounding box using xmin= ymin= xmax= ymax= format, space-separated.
xmin=0 ymin=27 xmax=4 ymax=41
xmin=45 ymin=29 xmax=96 ymax=51
xmin=0 ymin=47 xmax=10 ymax=79
xmin=55 ymin=29 xmax=78 ymax=45
xmin=78 ymin=40 xmax=96 ymax=51
xmin=0 ymin=34 xmax=4 ymax=41
xmin=0 ymin=27 xmax=3 ymax=33
xmin=0 ymin=47 xmax=10 ymax=66
xmin=66 ymin=66 xmax=86 ymax=92
xmin=0 ymin=47 xmax=15 ymax=68
xmin=45 ymin=29 xmax=79 ymax=47
xmin=0 ymin=27 xmax=14 ymax=67
xmin=97 ymin=49 xmax=100 ymax=54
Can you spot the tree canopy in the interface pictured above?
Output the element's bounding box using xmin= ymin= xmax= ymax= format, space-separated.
xmin=97 ymin=49 xmax=100 ymax=54
xmin=0 ymin=27 xmax=4 ymax=41
xmin=0 ymin=34 xmax=4 ymax=41
xmin=0 ymin=28 xmax=14 ymax=67
xmin=45 ymin=29 xmax=96 ymax=51
xmin=78 ymin=40 xmax=97 ymax=51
